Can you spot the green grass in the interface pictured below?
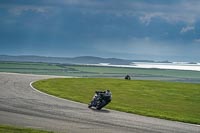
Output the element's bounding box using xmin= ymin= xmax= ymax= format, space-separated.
xmin=0 ymin=125 xmax=53 ymax=133
xmin=0 ymin=62 xmax=61 ymax=69
xmin=72 ymin=65 xmax=200 ymax=79
xmin=33 ymin=78 xmax=200 ymax=124
xmin=1 ymin=61 xmax=200 ymax=83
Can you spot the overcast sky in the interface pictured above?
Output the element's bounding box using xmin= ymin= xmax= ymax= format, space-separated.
xmin=0 ymin=0 xmax=200 ymax=61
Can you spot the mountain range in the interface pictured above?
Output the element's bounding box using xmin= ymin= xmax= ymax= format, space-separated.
xmin=0 ymin=55 xmax=157 ymax=65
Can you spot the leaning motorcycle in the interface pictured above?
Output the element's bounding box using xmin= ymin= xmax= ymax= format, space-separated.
xmin=88 ymin=93 xmax=110 ymax=110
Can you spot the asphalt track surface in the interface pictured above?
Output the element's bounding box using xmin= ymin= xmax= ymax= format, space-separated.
xmin=0 ymin=73 xmax=199 ymax=133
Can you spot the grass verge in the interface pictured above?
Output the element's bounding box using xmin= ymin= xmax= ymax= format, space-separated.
xmin=32 ymin=78 xmax=200 ymax=124
xmin=0 ymin=125 xmax=53 ymax=133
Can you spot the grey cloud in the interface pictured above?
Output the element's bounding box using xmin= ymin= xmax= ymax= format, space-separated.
xmin=2 ymin=0 xmax=200 ymax=24
xmin=8 ymin=6 xmax=50 ymax=16
xmin=180 ymin=26 xmax=195 ymax=34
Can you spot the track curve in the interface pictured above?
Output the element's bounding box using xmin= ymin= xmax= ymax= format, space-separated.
xmin=0 ymin=73 xmax=199 ymax=133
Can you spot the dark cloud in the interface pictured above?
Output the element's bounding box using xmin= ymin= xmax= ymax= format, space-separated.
xmin=0 ymin=0 xmax=200 ymax=61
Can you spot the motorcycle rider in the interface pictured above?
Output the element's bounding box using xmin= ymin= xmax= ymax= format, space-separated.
xmin=88 ymin=89 xmax=112 ymax=109
xmin=95 ymin=90 xmax=112 ymax=103
xmin=103 ymin=90 xmax=112 ymax=103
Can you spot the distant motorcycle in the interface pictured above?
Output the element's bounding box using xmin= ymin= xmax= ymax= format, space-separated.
xmin=88 ymin=90 xmax=112 ymax=110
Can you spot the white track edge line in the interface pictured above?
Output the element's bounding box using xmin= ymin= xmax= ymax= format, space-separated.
xmin=30 ymin=81 xmax=86 ymax=105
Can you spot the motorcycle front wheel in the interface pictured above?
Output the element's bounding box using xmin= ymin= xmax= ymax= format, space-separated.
xmin=88 ymin=104 xmax=92 ymax=108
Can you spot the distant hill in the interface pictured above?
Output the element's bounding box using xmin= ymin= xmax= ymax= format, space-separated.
xmin=0 ymin=55 xmax=155 ymax=65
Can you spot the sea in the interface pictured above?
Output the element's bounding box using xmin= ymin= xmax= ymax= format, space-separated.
xmin=88 ymin=62 xmax=200 ymax=71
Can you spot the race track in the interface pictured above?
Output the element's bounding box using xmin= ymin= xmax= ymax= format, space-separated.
xmin=0 ymin=73 xmax=199 ymax=133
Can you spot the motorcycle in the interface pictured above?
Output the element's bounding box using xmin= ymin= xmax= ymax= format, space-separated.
xmin=88 ymin=92 xmax=111 ymax=110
